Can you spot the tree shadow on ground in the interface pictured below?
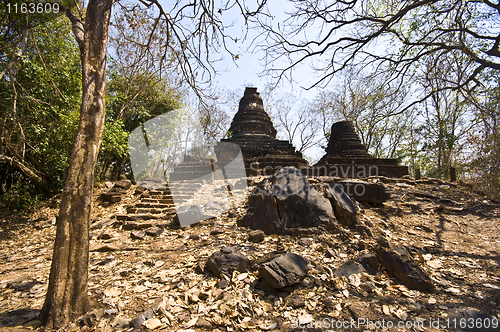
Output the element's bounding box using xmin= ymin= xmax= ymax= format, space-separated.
xmin=0 ymin=307 xmax=40 ymax=328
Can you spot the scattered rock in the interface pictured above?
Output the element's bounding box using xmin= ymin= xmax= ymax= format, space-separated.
xmin=91 ymin=244 xmax=118 ymax=252
xmin=377 ymin=236 xmax=393 ymax=248
xmin=337 ymin=179 xmax=390 ymax=203
xmin=78 ymin=310 xmax=101 ymax=327
xmin=287 ymin=294 xmax=305 ymax=308
xmin=348 ymin=301 xmax=376 ymax=320
xmin=325 ymin=247 xmax=337 ymax=258
xmin=2 ymin=167 xmax=499 ymax=331
xmin=97 ymin=230 xmax=117 ymax=240
xmin=6 ymin=278 xmax=42 ymax=292
xmin=217 ymin=279 xmax=231 ymax=289
xmin=114 ymin=179 xmax=132 ymax=190
xmin=145 ymin=226 xmax=163 ymax=237
xmin=248 ymin=229 xmax=265 ymax=242
xmin=189 ymin=233 xmax=200 ymax=240
xmin=355 ymin=251 xmax=381 ymax=274
xmin=22 ymin=320 xmax=42 ymax=329
xmin=210 ymin=228 xmax=224 ymax=236
xmin=205 ymin=246 xmax=250 ymax=277
xmin=322 ymin=298 xmax=335 ymax=309
xmin=334 ymin=260 xmax=365 ymax=279
xmin=195 ymin=318 xmax=214 ymax=329
xmin=297 ymin=237 xmax=312 ymax=246
xmin=376 ymin=246 xmax=436 ymax=292
xmin=130 ymin=230 xmax=146 ymax=240
xmin=177 ymin=205 xmax=204 ymax=226
xmin=259 ymin=252 xmax=309 ymax=289
xmin=193 ymin=261 xmax=205 ymax=274
xmin=325 ymin=183 xmax=358 ymax=227
xmin=134 ymin=187 xmax=146 ymax=195
xmin=129 ymin=298 xmax=167 ymax=328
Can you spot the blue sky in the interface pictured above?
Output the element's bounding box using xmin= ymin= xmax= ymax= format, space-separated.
xmin=154 ymin=0 xmax=330 ymax=160
xmin=210 ymin=0 xmax=323 ymax=101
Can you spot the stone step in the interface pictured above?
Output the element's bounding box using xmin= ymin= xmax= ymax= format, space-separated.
xmin=168 ymin=189 xmax=197 ymax=193
xmin=133 ymin=202 xmax=174 ymax=209
xmin=141 ymin=198 xmax=175 ymax=204
xmin=126 ymin=207 xmax=176 ymax=215
xmin=167 ymin=194 xmax=196 ymax=199
xmin=141 ymin=195 xmax=192 ymax=202
xmin=115 ymin=214 xmax=167 ymax=221
xmin=149 ymin=190 xmax=169 ymax=196
xmin=142 ymin=193 xmax=194 ymax=198
xmin=170 ymin=183 xmax=202 ymax=192
xmin=116 ymin=221 xmax=177 ymax=231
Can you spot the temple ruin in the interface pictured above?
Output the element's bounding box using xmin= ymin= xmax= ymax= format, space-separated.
xmin=169 ymin=155 xmax=215 ymax=182
xmin=169 ymin=89 xmax=407 ymax=181
xmin=312 ymin=121 xmax=409 ymax=178
xmin=215 ymin=87 xmax=308 ymax=176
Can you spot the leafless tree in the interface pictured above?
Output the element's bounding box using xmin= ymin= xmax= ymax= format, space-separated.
xmin=268 ymin=93 xmax=321 ymax=154
xmin=198 ymin=95 xmax=233 ymax=145
xmin=415 ymin=53 xmax=478 ymax=178
xmin=252 ymin=0 xmax=500 ymax=107
xmin=308 ymin=68 xmax=411 ymax=158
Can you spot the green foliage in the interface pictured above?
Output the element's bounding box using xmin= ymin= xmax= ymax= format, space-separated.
xmin=15 ymin=17 xmax=81 ymax=175
xmin=0 ymin=16 xmax=81 ymax=206
xmin=101 ymin=119 xmax=129 ymax=158
xmin=0 ymin=179 xmax=40 ymax=210
xmin=95 ymin=67 xmax=183 ymax=181
xmin=106 ymin=67 xmax=182 ymax=131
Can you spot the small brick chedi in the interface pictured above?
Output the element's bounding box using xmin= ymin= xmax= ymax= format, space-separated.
xmin=215 ymin=87 xmax=308 ymax=176
xmin=313 ymin=121 xmax=408 ymax=178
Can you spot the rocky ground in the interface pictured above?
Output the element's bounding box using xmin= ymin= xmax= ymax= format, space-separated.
xmin=1 ymin=174 xmax=500 ymax=332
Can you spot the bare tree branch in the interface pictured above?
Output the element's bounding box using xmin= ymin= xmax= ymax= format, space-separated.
xmin=252 ymin=0 xmax=499 ymax=100
xmin=62 ymin=5 xmax=85 ymax=53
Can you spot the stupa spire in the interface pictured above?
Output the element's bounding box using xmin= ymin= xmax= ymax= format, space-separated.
xmin=216 ymin=87 xmax=307 ymax=176
xmin=227 ymin=87 xmax=277 ymax=138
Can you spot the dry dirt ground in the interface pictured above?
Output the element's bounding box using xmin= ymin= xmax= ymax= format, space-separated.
xmin=1 ymin=176 xmax=500 ymax=332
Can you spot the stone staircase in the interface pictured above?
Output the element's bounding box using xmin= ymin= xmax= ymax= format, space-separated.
xmin=112 ymin=181 xmax=204 ymax=229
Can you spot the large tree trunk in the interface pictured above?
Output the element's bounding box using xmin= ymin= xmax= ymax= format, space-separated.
xmin=40 ymin=0 xmax=113 ymax=328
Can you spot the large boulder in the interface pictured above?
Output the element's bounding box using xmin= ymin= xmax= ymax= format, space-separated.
xmin=325 ymin=183 xmax=358 ymax=227
xmin=238 ymin=167 xmax=336 ymax=234
xmin=336 ymin=180 xmax=390 ymax=203
xmin=376 ymin=246 xmax=436 ymax=292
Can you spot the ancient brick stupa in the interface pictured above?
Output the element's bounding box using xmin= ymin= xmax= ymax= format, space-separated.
xmin=313 ymin=121 xmax=408 ymax=178
xmin=215 ymin=87 xmax=308 ymax=176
